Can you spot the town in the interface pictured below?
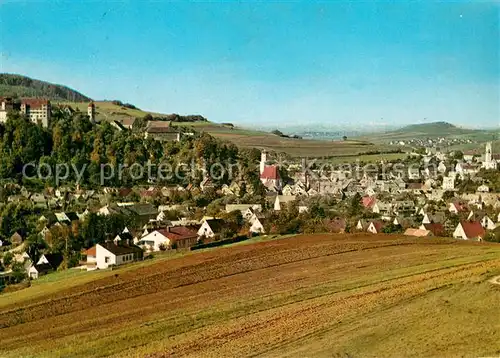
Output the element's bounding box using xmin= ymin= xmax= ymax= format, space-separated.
xmin=1 ymin=1 xmax=499 ymax=355
xmin=0 ymin=98 xmax=499 ymax=285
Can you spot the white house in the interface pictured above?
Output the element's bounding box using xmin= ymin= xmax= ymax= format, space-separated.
xmin=197 ymin=219 xmax=224 ymax=239
xmin=442 ymin=176 xmax=455 ymax=191
xmin=480 ymin=215 xmax=496 ymax=230
xmin=92 ymin=243 xmax=143 ymax=270
xmin=367 ymin=221 xmax=385 ymax=234
xmin=453 ymin=221 xmax=485 ymax=241
xmin=249 ymin=217 xmax=267 ymax=234
xmin=138 ymin=230 xmax=170 ymax=251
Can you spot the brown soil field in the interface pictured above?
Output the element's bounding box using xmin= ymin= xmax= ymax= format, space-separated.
xmin=1 ymin=233 xmax=500 ymax=357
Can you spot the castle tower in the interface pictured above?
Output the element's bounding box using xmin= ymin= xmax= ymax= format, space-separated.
xmin=260 ymin=151 xmax=267 ymax=174
xmin=87 ymin=102 xmax=96 ymax=122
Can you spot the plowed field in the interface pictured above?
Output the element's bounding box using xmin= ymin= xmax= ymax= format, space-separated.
xmin=1 ymin=234 xmax=500 ymax=357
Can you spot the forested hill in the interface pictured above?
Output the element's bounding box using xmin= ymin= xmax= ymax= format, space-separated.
xmin=0 ymin=73 xmax=92 ymax=102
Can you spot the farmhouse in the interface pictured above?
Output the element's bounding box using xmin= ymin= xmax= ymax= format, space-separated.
xmin=453 ymin=220 xmax=485 ymax=241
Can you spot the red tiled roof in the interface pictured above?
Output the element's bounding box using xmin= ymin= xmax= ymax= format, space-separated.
xmin=460 ymin=220 xmax=485 ymax=239
xmin=260 ymin=165 xmax=280 ymax=180
xmin=21 ymin=99 xmax=50 ymax=108
xmin=85 ymin=246 xmax=96 ymax=256
xmin=362 ymin=196 xmax=376 ymax=209
xmin=370 ymin=220 xmax=385 ymax=233
xmin=423 ymin=223 xmax=445 ymax=236
xmin=158 ymin=227 xmax=197 ymax=242
xmin=452 ymin=201 xmax=468 ymax=212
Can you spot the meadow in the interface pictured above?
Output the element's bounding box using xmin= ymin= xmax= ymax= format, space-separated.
xmin=1 ymin=233 xmax=499 ymax=357
xmin=55 ymin=101 xmax=396 ymax=158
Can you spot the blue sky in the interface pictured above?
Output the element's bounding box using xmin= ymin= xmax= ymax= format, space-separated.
xmin=1 ymin=1 xmax=498 ymax=128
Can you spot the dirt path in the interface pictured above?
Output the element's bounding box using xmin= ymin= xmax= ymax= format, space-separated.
xmin=489 ymin=275 xmax=500 ymax=285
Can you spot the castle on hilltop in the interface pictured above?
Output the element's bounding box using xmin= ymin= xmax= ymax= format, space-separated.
xmin=0 ymin=97 xmax=52 ymax=128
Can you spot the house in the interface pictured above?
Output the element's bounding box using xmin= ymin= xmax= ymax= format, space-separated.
xmin=143 ymin=121 xmax=180 ymax=141
xmin=420 ymin=223 xmax=445 ymax=236
xmin=453 ymin=220 xmax=485 ymax=241
xmin=249 ymin=217 xmax=267 ymax=234
xmin=139 ymin=227 xmax=198 ymax=251
xmin=20 ymin=99 xmax=51 ymax=127
xmin=163 ymin=226 xmax=198 ymax=249
xmin=92 ymin=243 xmax=143 ymax=269
xmin=367 ymin=220 xmax=386 ymax=234
xmin=393 ymin=216 xmax=415 ymax=229
xmin=404 ymin=228 xmax=432 ymax=237
xmin=372 ymin=202 xmax=392 ymax=219
xmin=197 ymin=219 xmax=225 ymax=239
xmin=480 ymin=215 xmax=496 ymax=230
xmin=449 ymin=201 xmax=468 ymax=215
xmin=408 ymin=167 xmax=420 ymax=180
xmin=259 ymin=151 xmax=282 ymax=190
xmin=28 ymin=253 xmax=63 ymax=279
xmin=356 ymin=219 xmax=369 ymax=231
xmin=200 ymin=177 xmax=215 ymax=192
xmin=82 ymin=246 xmax=97 ymax=271
xmin=422 ymin=212 xmax=446 ymax=224
xmin=225 ymin=204 xmax=262 ymax=214
xmin=10 ymin=231 xmax=24 ymax=246
xmin=437 ymin=162 xmax=447 ymax=173
xmin=361 ymin=196 xmax=376 ymax=210
xmin=442 ymin=176 xmax=455 ymax=190
xmin=476 ymin=184 xmax=490 ymax=193
xmin=30 ymin=193 xmax=48 ymax=209
xmin=273 ymin=195 xmax=296 ymax=211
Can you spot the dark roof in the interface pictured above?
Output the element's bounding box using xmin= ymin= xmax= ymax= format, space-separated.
xmin=65 ymin=212 xmax=79 ymax=222
xmin=34 ymin=263 xmax=54 ymax=274
xmin=100 ymin=242 xmax=143 ymax=256
xmin=423 ymin=223 xmax=445 ymax=236
xmin=42 ymin=253 xmax=64 ymax=269
xmin=204 ymin=219 xmax=225 ymax=233
xmin=127 ymin=203 xmax=157 ymax=217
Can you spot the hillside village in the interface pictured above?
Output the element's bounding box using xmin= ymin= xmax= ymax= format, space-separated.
xmin=0 ymin=98 xmax=499 ymax=287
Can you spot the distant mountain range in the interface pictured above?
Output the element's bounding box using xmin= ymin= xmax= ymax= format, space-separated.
xmin=0 ymin=73 xmax=92 ymax=102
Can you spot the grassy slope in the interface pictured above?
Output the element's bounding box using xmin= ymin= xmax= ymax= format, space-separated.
xmin=57 ymin=101 xmax=396 ymax=158
xmin=1 ymin=234 xmax=499 ymax=357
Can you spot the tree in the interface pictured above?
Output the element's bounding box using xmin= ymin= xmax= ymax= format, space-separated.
xmin=342 ymin=136 xmax=347 ymax=141
xmin=3 ymin=252 xmax=13 ymax=266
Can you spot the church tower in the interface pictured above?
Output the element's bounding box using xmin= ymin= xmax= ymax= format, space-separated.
xmin=485 ymin=142 xmax=492 ymax=164
xmin=260 ymin=150 xmax=267 ymax=174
